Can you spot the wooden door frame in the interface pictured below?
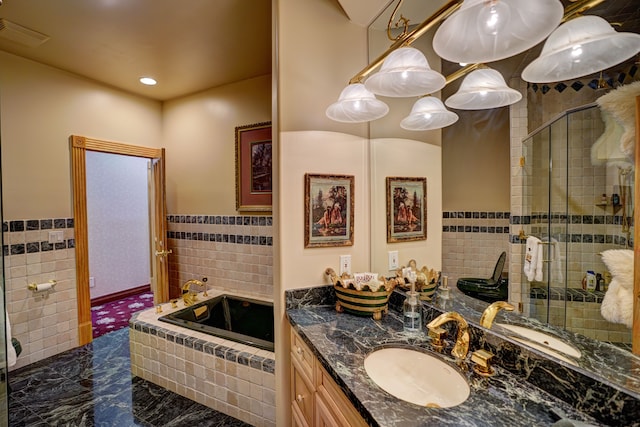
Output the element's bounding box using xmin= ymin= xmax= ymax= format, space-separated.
xmin=70 ymin=135 xmax=167 ymax=345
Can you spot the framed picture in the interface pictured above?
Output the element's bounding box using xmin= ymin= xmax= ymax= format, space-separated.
xmin=305 ymin=174 xmax=354 ymax=248
xmin=235 ymin=122 xmax=272 ymax=212
xmin=386 ymin=177 xmax=427 ymax=243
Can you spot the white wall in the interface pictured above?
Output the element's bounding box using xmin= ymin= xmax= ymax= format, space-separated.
xmin=86 ymin=152 xmax=151 ymax=299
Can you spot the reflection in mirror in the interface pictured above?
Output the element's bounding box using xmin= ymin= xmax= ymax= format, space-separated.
xmin=367 ymin=0 xmax=639 ymax=375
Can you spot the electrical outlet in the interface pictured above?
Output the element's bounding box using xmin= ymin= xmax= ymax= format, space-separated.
xmin=48 ymin=230 xmax=64 ymax=244
xmin=388 ymin=251 xmax=399 ymax=270
xmin=339 ymin=255 xmax=351 ymax=275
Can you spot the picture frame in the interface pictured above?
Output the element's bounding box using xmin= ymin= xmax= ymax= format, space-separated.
xmin=235 ymin=122 xmax=272 ymax=212
xmin=305 ymin=173 xmax=354 ymax=248
xmin=386 ymin=177 xmax=427 ymax=243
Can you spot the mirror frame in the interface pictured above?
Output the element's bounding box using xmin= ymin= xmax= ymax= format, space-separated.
xmin=633 ymin=95 xmax=639 ymax=355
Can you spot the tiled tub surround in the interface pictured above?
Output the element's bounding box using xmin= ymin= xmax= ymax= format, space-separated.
xmin=3 ymin=218 xmax=78 ymax=370
xmin=286 ymin=285 xmax=640 ymax=426
xmin=129 ymin=288 xmax=276 ymax=427
xmin=167 ymin=214 xmax=273 ymax=300
xmin=441 ymin=211 xmax=511 ymax=285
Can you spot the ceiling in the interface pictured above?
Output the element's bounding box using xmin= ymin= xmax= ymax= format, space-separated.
xmin=0 ymin=0 xmax=272 ymax=101
xmin=1 ymin=1 xmax=638 ymax=102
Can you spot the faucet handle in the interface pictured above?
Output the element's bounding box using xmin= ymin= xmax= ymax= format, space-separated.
xmin=428 ymin=326 xmax=447 ymax=350
xmin=471 ymin=349 xmax=495 ymax=377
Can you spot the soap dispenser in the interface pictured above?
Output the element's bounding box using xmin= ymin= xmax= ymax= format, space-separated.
xmin=403 ymin=273 xmax=422 ymax=334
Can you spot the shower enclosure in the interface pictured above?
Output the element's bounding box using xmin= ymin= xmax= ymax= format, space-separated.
xmin=522 ymin=103 xmax=633 ymax=346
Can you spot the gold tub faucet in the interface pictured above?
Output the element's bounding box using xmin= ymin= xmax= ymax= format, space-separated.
xmin=181 ymin=278 xmax=207 ymax=306
xmin=426 ymin=312 xmax=470 ymax=361
xmin=480 ymin=301 xmax=515 ymax=329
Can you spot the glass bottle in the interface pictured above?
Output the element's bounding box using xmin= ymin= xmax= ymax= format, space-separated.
xmin=403 ymin=289 xmax=422 ymax=333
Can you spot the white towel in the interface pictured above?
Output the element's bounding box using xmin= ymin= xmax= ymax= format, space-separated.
xmin=523 ymin=236 xmax=541 ymax=282
xmin=534 ymin=243 xmax=543 ymax=282
xmin=6 ymin=312 xmax=16 ymax=367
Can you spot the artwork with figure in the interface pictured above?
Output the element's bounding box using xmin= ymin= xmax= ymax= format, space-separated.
xmin=387 ymin=177 xmax=427 ymax=243
xmin=251 ymin=141 xmax=272 ymax=192
xmin=305 ymin=174 xmax=354 ymax=248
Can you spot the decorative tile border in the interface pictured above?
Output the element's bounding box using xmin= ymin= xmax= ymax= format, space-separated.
xmin=167 ymin=214 xmax=273 ymax=246
xmin=528 ymin=63 xmax=638 ymax=95
xmin=167 ymin=215 xmax=272 ymax=227
xmin=442 ymin=211 xmax=510 ymax=234
xmin=3 ymin=218 xmax=75 ymax=256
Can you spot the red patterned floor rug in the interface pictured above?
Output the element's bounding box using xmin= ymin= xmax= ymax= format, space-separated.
xmin=91 ymin=291 xmax=155 ymax=339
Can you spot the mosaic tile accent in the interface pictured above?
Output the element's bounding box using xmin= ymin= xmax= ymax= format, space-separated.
xmin=167 ymin=215 xmax=272 ymax=246
xmin=441 ymin=211 xmax=510 ymax=234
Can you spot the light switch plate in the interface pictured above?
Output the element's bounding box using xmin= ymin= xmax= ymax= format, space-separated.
xmin=339 ymin=255 xmax=351 ymax=275
xmin=388 ymin=251 xmax=399 ymax=270
xmin=48 ymin=230 xmax=64 ymax=243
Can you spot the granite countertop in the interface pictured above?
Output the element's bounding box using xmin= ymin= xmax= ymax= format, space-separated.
xmin=286 ymin=290 xmax=606 ymax=427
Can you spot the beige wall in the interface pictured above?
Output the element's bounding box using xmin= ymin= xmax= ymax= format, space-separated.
xmin=0 ymin=51 xmax=163 ymax=219
xmin=162 ymin=75 xmax=271 ymax=214
xmin=370 ymin=138 xmax=443 ymax=274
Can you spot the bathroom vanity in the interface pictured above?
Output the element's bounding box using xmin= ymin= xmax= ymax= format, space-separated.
xmin=285 ymin=286 xmax=640 ymax=426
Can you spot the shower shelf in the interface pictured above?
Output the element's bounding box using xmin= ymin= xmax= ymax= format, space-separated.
xmin=595 ymin=202 xmax=621 ymax=213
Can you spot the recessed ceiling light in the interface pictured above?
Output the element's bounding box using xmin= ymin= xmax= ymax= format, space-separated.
xmin=139 ymin=77 xmax=157 ymax=86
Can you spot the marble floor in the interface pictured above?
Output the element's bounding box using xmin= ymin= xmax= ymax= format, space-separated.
xmin=8 ymin=328 xmax=252 ymax=427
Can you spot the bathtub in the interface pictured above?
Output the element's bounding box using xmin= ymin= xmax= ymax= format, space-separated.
xmin=158 ymin=294 xmax=274 ymax=351
xmin=129 ymin=289 xmax=276 ymax=426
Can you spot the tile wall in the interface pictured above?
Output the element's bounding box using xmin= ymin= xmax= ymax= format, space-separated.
xmin=441 ymin=211 xmax=510 ymax=283
xmin=508 ymin=68 xmax=638 ymax=344
xmin=3 ymin=219 xmax=78 ymax=370
xmin=166 ymin=215 xmax=273 ymax=300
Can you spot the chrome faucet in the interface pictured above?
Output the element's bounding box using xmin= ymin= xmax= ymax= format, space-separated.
xmin=181 ymin=278 xmax=207 ymax=306
xmin=426 ymin=311 xmax=470 ymax=361
xmin=480 ymin=301 xmax=514 ymax=329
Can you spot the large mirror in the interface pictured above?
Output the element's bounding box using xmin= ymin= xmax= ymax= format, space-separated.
xmin=368 ymin=0 xmax=639 ymax=361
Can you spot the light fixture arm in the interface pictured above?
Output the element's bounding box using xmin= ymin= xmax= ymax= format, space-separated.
xmin=562 ymin=0 xmax=606 ymax=22
xmin=386 ymin=0 xmax=410 ymax=41
xmin=349 ymin=0 xmax=463 ymax=84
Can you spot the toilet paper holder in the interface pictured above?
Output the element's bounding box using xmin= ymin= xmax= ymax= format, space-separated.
xmin=27 ymin=280 xmax=57 ymax=293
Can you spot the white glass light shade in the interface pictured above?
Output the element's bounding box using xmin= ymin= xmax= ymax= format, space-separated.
xmin=522 ymin=16 xmax=640 ymax=83
xmin=433 ymin=0 xmax=564 ymax=63
xmin=364 ymin=47 xmax=446 ymax=97
xmin=445 ymin=68 xmax=522 ymax=110
xmin=400 ymin=97 xmax=459 ymax=131
xmin=326 ymin=83 xmax=389 ymax=123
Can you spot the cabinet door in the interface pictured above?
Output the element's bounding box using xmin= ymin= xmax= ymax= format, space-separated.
xmin=292 ymin=401 xmax=309 ymax=427
xmin=315 ymin=392 xmax=341 ymax=427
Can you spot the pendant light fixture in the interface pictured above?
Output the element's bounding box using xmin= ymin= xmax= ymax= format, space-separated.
xmin=445 ymin=68 xmax=522 ymax=110
xmin=433 ymin=0 xmax=564 ymax=64
xmin=400 ymin=96 xmax=459 ymax=131
xmin=325 ymin=83 xmax=389 ymax=123
xmin=522 ymin=15 xmax=640 ymax=83
xmin=364 ymin=47 xmax=446 ymax=97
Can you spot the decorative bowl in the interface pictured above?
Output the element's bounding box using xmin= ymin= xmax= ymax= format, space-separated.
xmin=325 ymin=268 xmax=397 ymax=320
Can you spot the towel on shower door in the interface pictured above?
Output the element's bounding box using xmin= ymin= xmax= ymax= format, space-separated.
xmin=523 ymin=236 xmax=542 ymax=282
xmin=6 ymin=312 xmax=16 ymax=367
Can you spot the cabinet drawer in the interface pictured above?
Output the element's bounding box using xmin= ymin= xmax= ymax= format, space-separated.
xmin=292 ymin=364 xmax=314 ymax=426
xmin=291 ymin=329 xmax=315 ymax=382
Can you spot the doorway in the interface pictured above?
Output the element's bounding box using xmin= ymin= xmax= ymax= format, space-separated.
xmin=70 ymin=135 xmax=169 ymax=345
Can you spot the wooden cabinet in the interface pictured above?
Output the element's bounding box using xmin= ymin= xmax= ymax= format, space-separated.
xmin=290 ymin=328 xmax=368 ymax=427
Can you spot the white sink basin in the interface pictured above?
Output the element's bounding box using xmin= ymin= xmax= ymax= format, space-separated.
xmin=364 ymin=347 xmax=470 ymax=408
xmin=496 ymin=323 xmax=581 ymax=364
